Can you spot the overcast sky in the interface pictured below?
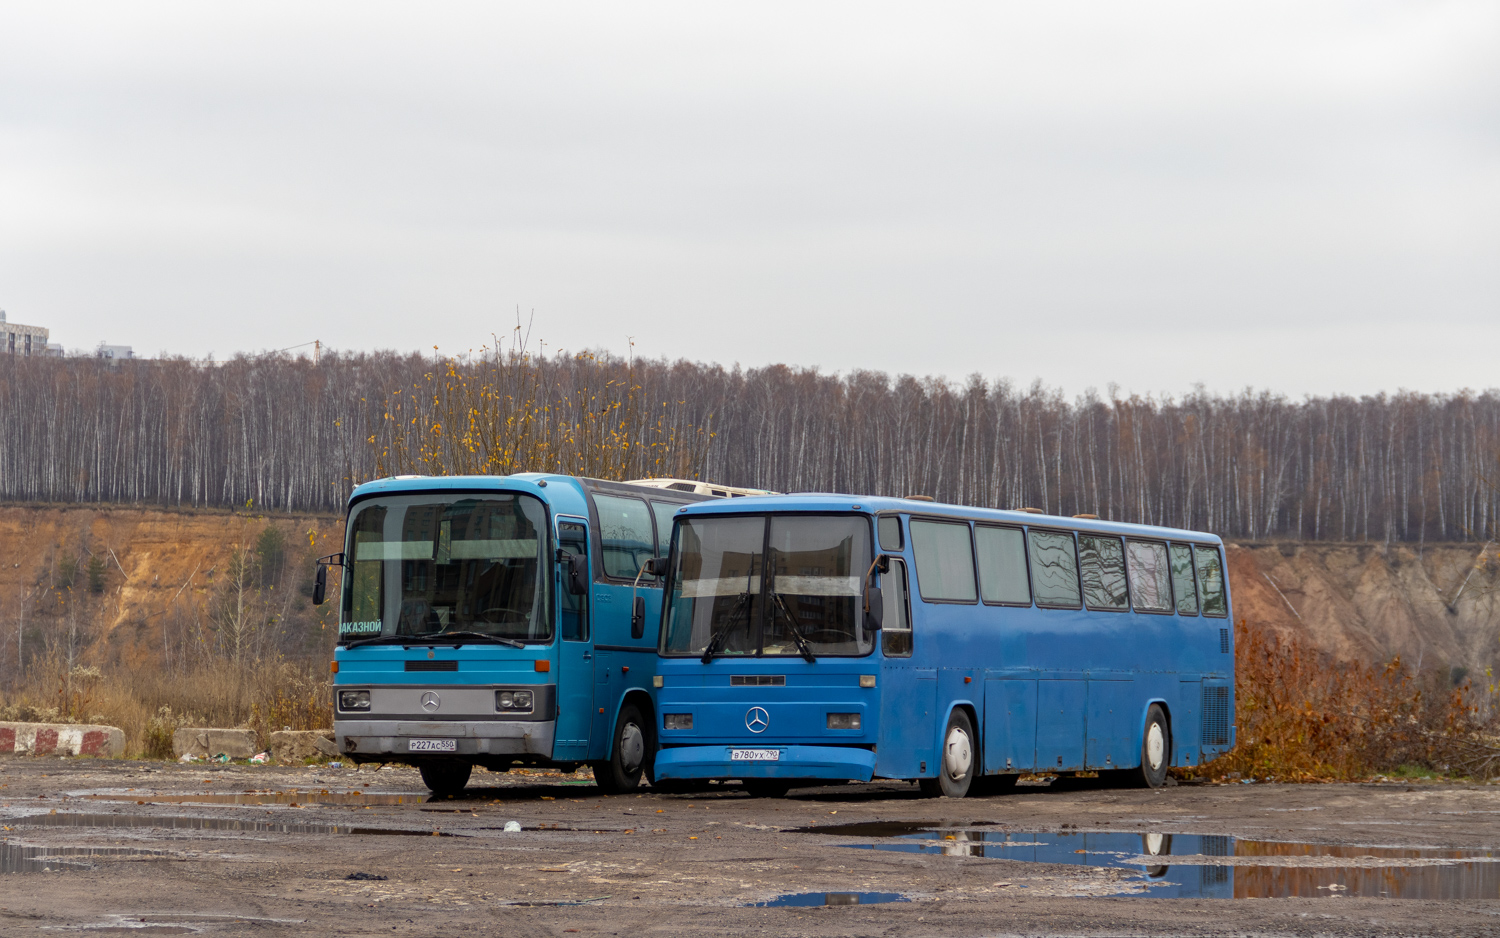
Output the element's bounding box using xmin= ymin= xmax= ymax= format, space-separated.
xmin=1 ymin=2 xmax=1496 ymax=398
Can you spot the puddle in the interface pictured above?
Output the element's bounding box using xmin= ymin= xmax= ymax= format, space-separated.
xmin=1 ymin=840 xmax=170 ymax=873
xmin=811 ymin=826 xmax=1500 ymax=899
xmin=750 ymin=891 xmax=908 ymax=907
xmin=80 ymin=790 xmax=427 ymax=807
xmin=2 ymin=812 xmax=465 ymax=839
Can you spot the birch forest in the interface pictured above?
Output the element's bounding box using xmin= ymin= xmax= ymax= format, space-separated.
xmin=2 ymin=348 xmax=1498 ymax=543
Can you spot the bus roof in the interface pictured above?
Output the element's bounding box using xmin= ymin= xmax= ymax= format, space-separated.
xmin=671 ymin=492 xmax=1224 ymax=546
xmin=346 ymin=473 xmax=710 ymax=507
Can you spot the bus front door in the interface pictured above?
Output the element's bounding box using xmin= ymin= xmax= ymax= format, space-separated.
xmin=554 ymin=518 xmax=594 ymax=761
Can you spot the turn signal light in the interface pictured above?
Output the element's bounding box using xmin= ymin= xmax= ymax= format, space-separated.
xmin=534 ymin=660 xmax=550 ymax=672
xmin=858 ymin=675 xmax=876 ymax=688
xmin=330 ymin=661 xmax=339 ymax=674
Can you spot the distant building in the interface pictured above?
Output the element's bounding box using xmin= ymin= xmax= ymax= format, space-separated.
xmin=0 ymin=309 xmax=50 ymax=357
xmin=96 ymin=344 xmax=134 ymax=360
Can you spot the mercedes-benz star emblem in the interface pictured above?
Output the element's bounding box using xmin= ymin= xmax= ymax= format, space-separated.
xmin=745 ymin=707 xmax=770 ymax=733
xmin=420 ymin=692 xmax=441 ymax=713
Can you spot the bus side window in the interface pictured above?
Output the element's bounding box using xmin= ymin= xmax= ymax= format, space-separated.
xmin=1078 ymin=535 xmax=1128 ymax=611
xmin=975 ymin=524 xmax=1030 ymax=605
xmin=881 ymin=558 xmax=912 ymax=657
xmin=1169 ymin=544 xmax=1198 ymax=615
xmin=1125 ymin=540 xmax=1173 ymax=613
xmin=594 ymin=494 xmax=655 ymax=579
xmin=910 ymin=520 xmax=978 ymax=603
xmin=1028 ymin=530 xmax=1081 ymax=608
xmin=1194 ymin=546 xmax=1228 ymax=617
xmin=559 ymin=521 xmax=589 ymax=641
xmin=878 ymin=516 xmax=903 ymax=552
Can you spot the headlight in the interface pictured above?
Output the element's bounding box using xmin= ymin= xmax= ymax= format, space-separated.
xmin=663 ymin=713 xmax=693 ymax=730
xmin=338 ymin=690 xmax=371 ymax=712
xmin=826 ymin=712 xmax=861 ymax=730
xmin=496 ymin=690 xmax=534 ymax=713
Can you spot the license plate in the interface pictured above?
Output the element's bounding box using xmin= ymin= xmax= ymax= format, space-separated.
xmin=730 ymin=748 xmax=780 ymax=762
xmin=408 ymin=738 xmax=457 ymax=752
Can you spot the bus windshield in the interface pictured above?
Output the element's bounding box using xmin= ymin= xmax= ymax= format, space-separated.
xmin=661 ymin=514 xmax=873 ymax=658
xmin=341 ymin=493 xmax=550 ymax=644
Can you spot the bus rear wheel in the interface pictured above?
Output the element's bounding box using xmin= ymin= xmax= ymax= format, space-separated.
xmin=592 ymin=703 xmax=650 ymax=794
xmin=419 ymin=761 xmax=472 ymax=796
xmin=919 ymin=710 xmax=976 ymax=798
xmin=1124 ymin=704 xmax=1171 ymax=789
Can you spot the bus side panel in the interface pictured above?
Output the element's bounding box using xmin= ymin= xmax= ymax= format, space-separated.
xmin=1084 ymin=677 xmax=1133 ymax=770
xmin=983 ymin=675 xmax=1036 ymax=773
xmin=876 ymin=666 xmax=936 ymax=778
xmin=1177 ymin=677 xmax=1202 ymax=768
xmin=1036 ymin=679 xmax=1087 ymax=771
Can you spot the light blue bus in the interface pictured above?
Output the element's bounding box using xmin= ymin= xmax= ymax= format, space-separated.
xmin=651 ymin=495 xmax=1234 ymax=796
xmin=314 ymin=474 xmax=706 ymax=794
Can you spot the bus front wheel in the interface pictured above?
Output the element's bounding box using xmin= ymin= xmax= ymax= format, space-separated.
xmin=919 ymin=710 xmax=976 ymax=798
xmin=1126 ymin=704 xmax=1171 ymax=789
xmin=592 ymin=703 xmax=649 ymax=794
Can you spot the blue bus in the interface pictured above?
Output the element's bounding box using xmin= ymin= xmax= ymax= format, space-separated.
xmin=314 ymin=474 xmax=707 ymax=794
xmin=651 ymin=495 xmax=1234 ymax=796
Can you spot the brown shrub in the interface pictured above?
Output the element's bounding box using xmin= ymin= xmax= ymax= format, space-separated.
xmin=1206 ymin=617 xmax=1488 ymax=780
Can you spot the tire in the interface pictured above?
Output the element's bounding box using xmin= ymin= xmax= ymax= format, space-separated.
xmin=1125 ymin=704 xmax=1171 ymax=789
xmin=742 ymin=780 xmax=791 ymax=798
xmin=592 ymin=703 xmax=650 ymax=794
xmin=918 ymin=709 xmax=976 ymax=798
xmin=418 ymin=761 xmax=472 ymax=796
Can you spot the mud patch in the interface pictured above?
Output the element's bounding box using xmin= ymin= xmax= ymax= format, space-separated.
xmin=79 ymin=790 xmax=426 ymax=807
xmin=2 ymin=812 xmax=466 ymax=837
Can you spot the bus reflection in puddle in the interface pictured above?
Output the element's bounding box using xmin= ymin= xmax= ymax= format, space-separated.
xmin=837 ymin=830 xmax=1500 ymax=899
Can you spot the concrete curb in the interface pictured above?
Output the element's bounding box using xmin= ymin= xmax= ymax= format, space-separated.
xmin=173 ymin=727 xmax=257 ymax=759
xmin=0 ymin=721 xmax=126 ymax=758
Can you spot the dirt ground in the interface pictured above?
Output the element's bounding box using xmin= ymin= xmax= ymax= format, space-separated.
xmin=2 ymin=759 xmax=1499 ymax=936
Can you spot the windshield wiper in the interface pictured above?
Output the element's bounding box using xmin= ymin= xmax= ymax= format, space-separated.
xmin=340 ymin=634 xmax=418 ymax=650
xmin=700 ymin=592 xmax=752 ymax=664
xmin=421 ymin=631 xmax=525 ymax=648
xmin=767 ymin=590 xmax=817 ymax=664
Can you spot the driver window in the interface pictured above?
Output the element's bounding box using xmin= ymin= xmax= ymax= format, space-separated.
xmin=559 ymin=521 xmax=589 ymax=641
xmin=880 ymin=559 xmax=912 ymax=658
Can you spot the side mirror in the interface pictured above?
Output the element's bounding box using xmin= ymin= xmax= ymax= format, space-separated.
xmin=312 ymin=564 xmax=327 ymax=606
xmin=631 ymin=596 xmax=647 ymax=639
xmin=642 ymin=556 xmax=668 ymax=577
xmin=566 ymin=552 xmax=588 ymax=595
xmin=864 ymin=585 xmax=884 ymax=631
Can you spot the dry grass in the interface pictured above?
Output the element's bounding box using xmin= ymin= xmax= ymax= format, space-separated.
xmin=1200 ymin=617 xmax=1494 ymax=781
xmin=0 ymin=656 xmax=331 ymax=758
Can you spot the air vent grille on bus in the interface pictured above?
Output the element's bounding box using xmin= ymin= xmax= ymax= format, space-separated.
xmin=1219 ymin=628 xmax=1230 ymax=654
xmin=730 ymin=675 xmax=785 ymax=686
xmin=405 ymin=660 xmax=458 ymax=672
xmin=1201 ymin=685 xmax=1230 ymax=747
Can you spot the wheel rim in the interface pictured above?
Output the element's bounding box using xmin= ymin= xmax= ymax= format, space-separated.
xmin=1145 ymin=721 xmax=1165 ymax=771
xmin=943 ymin=726 xmax=972 ymax=780
xmin=618 ymin=722 xmax=645 ymax=774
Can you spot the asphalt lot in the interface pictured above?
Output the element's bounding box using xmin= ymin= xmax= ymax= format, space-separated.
xmin=2 ymin=758 xmax=1499 ymax=936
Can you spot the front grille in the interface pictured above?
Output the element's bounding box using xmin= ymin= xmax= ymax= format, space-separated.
xmin=405 ymin=660 xmax=458 ymax=672
xmin=731 ymin=675 xmax=785 ymax=686
xmin=1201 ymin=685 xmax=1231 ymax=747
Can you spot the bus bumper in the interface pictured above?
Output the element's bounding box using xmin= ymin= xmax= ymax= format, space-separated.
xmin=654 ymin=745 xmax=876 ymax=782
xmin=335 ymin=719 xmax=555 ymax=758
